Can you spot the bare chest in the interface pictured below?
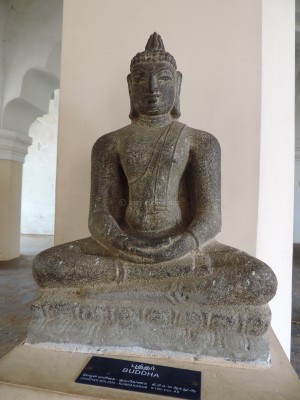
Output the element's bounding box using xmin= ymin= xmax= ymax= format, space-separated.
xmin=118 ymin=129 xmax=190 ymax=183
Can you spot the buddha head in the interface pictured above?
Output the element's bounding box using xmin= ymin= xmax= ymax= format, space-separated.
xmin=128 ymin=32 xmax=182 ymax=121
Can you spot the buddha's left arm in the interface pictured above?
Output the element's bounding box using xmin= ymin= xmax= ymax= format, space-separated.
xmin=186 ymin=131 xmax=222 ymax=246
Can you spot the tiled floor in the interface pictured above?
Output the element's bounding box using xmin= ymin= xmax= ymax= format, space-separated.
xmin=0 ymin=235 xmax=52 ymax=358
xmin=0 ymin=235 xmax=299 ymax=378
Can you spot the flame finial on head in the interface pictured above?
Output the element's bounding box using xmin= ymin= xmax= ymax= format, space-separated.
xmin=145 ymin=32 xmax=165 ymax=51
xmin=130 ymin=32 xmax=177 ymax=71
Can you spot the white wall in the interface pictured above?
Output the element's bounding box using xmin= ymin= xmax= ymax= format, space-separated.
xmin=256 ymin=0 xmax=295 ymax=357
xmin=21 ymin=90 xmax=59 ymax=235
xmin=294 ymin=42 xmax=300 ymax=243
xmin=0 ymin=1 xmax=5 ymax=120
xmin=294 ymin=94 xmax=300 ymax=242
xmin=294 ymin=149 xmax=300 ymax=243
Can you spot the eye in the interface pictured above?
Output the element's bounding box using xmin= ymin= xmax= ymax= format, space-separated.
xmin=159 ymin=75 xmax=172 ymax=81
xmin=133 ymin=71 xmax=145 ymax=83
xmin=158 ymin=71 xmax=173 ymax=81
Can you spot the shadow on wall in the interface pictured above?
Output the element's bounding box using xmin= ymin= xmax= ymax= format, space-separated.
xmin=2 ymin=41 xmax=61 ymax=136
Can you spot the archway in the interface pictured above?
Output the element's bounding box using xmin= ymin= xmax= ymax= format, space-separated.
xmin=0 ymin=41 xmax=61 ymax=260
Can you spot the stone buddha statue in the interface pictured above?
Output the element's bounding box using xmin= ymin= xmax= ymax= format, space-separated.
xmin=28 ymin=33 xmax=277 ymax=364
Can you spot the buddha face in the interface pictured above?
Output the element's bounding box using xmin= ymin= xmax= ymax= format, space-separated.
xmin=128 ymin=62 xmax=178 ymax=117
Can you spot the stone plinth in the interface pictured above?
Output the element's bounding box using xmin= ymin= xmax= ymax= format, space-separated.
xmin=27 ymin=288 xmax=272 ymax=365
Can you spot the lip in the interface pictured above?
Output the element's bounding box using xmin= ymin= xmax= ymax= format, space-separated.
xmin=146 ymin=95 xmax=160 ymax=104
xmin=147 ymin=99 xmax=158 ymax=104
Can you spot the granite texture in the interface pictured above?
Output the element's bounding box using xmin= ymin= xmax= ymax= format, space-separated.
xmin=27 ymin=33 xmax=277 ymax=364
xmin=28 ymin=292 xmax=271 ymax=364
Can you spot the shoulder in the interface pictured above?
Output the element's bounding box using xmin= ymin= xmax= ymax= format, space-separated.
xmin=181 ymin=123 xmax=220 ymax=152
xmin=92 ymin=125 xmax=131 ymax=154
xmin=186 ymin=126 xmax=220 ymax=146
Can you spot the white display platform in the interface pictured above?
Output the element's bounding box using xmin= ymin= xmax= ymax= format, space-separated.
xmin=0 ymin=329 xmax=299 ymax=400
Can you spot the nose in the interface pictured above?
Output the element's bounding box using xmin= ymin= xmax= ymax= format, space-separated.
xmin=148 ymin=74 xmax=158 ymax=94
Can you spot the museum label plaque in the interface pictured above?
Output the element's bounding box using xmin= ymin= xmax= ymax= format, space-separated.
xmin=76 ymin=356 xmax=201 ymax=399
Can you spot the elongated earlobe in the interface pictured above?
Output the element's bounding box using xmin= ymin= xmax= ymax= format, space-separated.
xmin=127 ymin=74 xmax=139 ymax=120
xmin=171 ymin=71 xmax=182 ymax=119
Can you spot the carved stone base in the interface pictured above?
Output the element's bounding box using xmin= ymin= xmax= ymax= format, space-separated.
xmin=26 ymin=288 xmax=272 ymax=365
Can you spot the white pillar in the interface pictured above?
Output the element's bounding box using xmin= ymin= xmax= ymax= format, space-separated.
xmin=257 ymin=0 xmax=295 ymax=357
xmin=0 ymin=129 xmax=32 ymax=260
